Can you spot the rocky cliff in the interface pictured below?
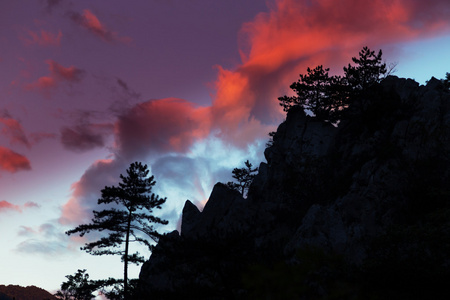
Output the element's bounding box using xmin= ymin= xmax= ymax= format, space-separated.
xmin=138 ymin=76 xmax=450 ymax=299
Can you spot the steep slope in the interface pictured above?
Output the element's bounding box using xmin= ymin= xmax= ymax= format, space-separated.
xmin=138 ymin=76 xmax=450 ymax=299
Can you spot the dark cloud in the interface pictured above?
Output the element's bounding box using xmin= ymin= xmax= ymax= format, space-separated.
xmin=67 ymin=9 xmax=131 ymax=43
xmin=116 ymin=78 xmax=140 ymax=99
xmin=43 ymin=0 xmax=63 ymax=12
xmin=0 ymin=110 xmax=31 ymax=149
xmin=116 ymin=98 xmax=210 ymax=160
xmin=60 ymin=123 xmax=113 ymax=152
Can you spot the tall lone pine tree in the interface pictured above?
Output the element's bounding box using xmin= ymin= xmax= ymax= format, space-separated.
xmin=66 ymin=162 xmax=168 ymax=300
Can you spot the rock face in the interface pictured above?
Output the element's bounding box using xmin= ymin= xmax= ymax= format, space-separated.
xmin=139 ymin=76 xmax=450 ymax=299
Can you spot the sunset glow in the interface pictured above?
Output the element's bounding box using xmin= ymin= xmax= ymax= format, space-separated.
xmin=1 ymin=0 xmax=450 ymax=296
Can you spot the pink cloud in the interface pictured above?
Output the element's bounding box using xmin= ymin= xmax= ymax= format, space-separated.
xmin=0 ymin=200 xmax=40 ymax=214
xmin=0 ymin=146 xmax=31 ymax=173
xmin=59 ymin=159 xmax=120 ymax=225
xmin=22 ymin=29 xmax=62 ymax=47
xmin=0 ymin=200 xmax=22 ymax=213
xmin=68 ymin=9 xmax=131 ymax=43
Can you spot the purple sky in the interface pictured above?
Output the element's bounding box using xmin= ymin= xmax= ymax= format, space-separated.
xmin=1 ymin=0 xmax=450 ymax=296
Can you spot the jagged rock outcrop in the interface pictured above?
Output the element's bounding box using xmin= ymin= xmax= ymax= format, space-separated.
xmin=139 ymin=76 xmax=450 ymax=299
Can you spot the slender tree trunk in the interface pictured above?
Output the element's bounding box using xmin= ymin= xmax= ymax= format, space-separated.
xmin=124 ymin=211 xmax=132 ymax=300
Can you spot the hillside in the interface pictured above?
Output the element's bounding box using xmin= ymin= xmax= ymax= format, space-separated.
xmin=0 ymin=285 xmax=57 ymax=300
xmin=138 ymin=76 xmax=450 ymax=299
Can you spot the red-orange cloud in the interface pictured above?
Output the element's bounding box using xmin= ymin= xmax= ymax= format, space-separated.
xmin=209 ymin=0 xmax=450 ymax=145
xmin=23 ymin=29 xmax=62 ymax=47
xmin=68 ymin=9 xmax=131 ymax=43
xmin=0 ymin=146 xmax=31 ymax=173
xmin=240 ymin=0 xmax=450 ymax=68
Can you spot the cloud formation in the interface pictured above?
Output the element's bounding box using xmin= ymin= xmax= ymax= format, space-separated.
xmin=48 ymin=60 xmax=85 ymax=82
xmin=0 ymin=110 xmax=31 ymax=148
xmin=212 ymin=0 xmax=450 ymax=128
xmin=29 ymin=132 xmax=57 ymax=144
xmin=68 ymin=9 xmax=131 ymax=43
xmin=60 ymin=98 xmax=211 ymax=224
xmin=22 ymin=29 xmax=62 ymax=47
xmin=116 ymin=78 xmax=140 ymax=99
xmin=0 ymin=200 xmax=22 ymax=212
xmin=26 ymin=60 xmax=85 ymax=95
xmin=0 ymin=146 xmax=31 ymax=173
xmin=60 ymin=0 xmax=450 ymax=228
xmin=116 ymin=98 xmax=211 ymax=160
xmin=44 ymin=0 xmax=63 ymax=13
xmin=60 ymin=123 xmax=114 ymax=152
xmin=0 ymin=200 xmax=39 ymax=213
xmin=16 ymin=223 xmax=71 ymax=257
xmin=59 ymin=159 xmax=120 ymax=225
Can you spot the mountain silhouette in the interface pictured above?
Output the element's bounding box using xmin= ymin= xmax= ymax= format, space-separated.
xmin=0 ymin=285 xmax=57 ymax=300
xmin=138 ymin=76 xmax=450 ymax=299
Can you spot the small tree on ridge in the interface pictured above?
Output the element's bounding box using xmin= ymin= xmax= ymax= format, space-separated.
xmin=278 ymin=65 xmax=346 ymax=122
xmin=227 ymin=160 xmax=258 ymax=197
xmin=344 ymin=46 xmax=387 ymax=91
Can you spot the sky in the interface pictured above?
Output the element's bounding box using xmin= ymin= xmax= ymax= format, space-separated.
xmin=1 ymin=0 xmax=450 ymax=296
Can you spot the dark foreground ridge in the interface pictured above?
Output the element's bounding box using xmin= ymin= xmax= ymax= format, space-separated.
xmin=0 ymin=285 xmax=57 ymax=300
xmin=138 ymin=76 xmax=450 ymax=299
